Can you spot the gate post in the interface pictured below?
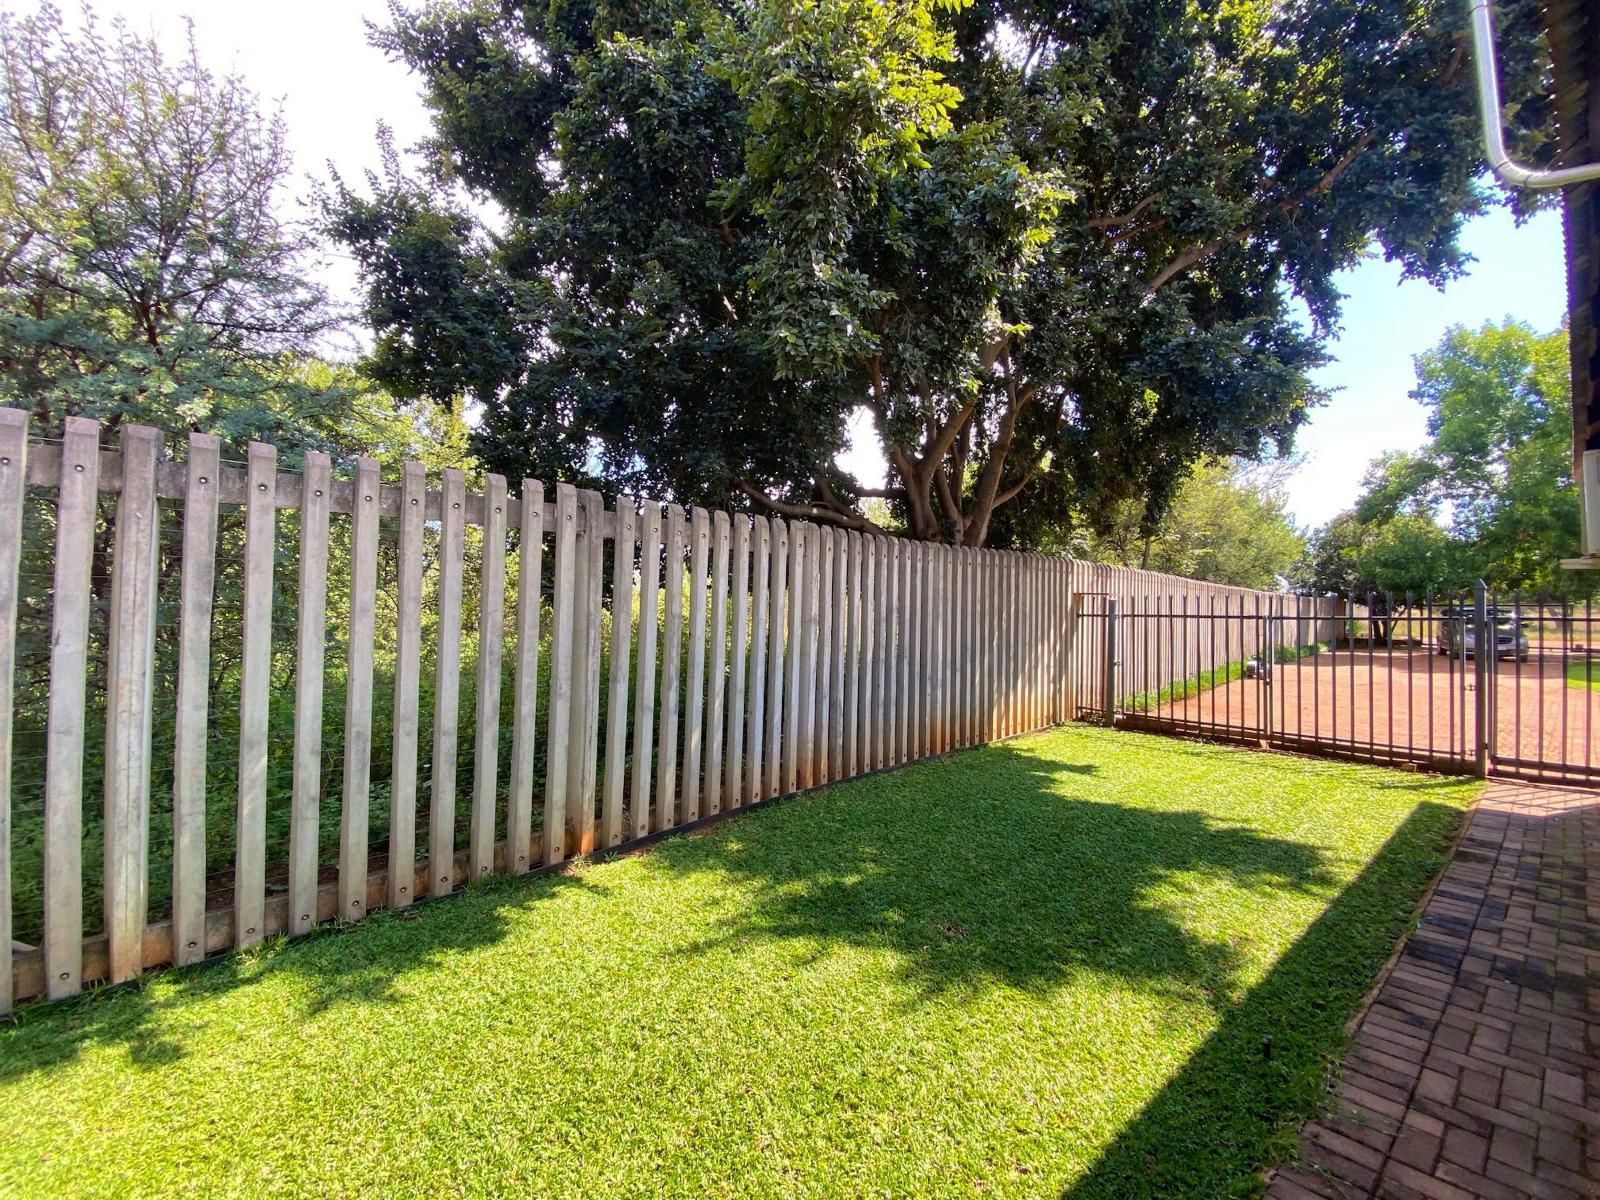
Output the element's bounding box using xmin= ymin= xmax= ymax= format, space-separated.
xmin=1103 ymin=599 xmax=1119 ymax=727
xmin=1261 ymin=595 xmax=1275 ymax=746
xmin=1473 ymin=579 xmax=1490 ymax=778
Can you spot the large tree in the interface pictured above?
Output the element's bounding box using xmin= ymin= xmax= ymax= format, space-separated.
xmin=332 ymin=0 xmax=1553 ymax=546
xmin=1297 ymin=321 xmax=1586 ymax=600
xmin=0 ymin=4 xmax=339 ymax=451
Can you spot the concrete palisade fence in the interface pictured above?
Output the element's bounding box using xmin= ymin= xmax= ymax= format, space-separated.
xmin=0 ymin=414 xmax=1297 ymax=1009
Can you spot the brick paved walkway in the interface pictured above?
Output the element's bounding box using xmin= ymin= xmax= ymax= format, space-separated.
xmin=1268 ymin=779 xmax=1599 ymax=1200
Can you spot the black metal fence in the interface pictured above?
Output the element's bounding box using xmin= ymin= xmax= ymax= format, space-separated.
xmin=1086 ymin=586 xmax=1600 ymax=787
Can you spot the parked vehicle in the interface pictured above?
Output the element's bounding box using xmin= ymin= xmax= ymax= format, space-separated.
xmin=1436 ymin=608 xmax=1531 ymax=661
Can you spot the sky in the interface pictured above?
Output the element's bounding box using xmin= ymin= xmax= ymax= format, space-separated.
xmin=1282 ymin=206 xmax=1566 ymax=527
xmin=12 ymin=0 xmax=1572 ymax=530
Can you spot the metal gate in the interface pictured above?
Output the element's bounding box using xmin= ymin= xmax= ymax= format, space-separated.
xmin=1083 ymin=588 xmax=1575 ymax=780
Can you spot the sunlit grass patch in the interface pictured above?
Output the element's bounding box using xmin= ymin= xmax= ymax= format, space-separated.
xmin=0 ymin=725 xmax=1474 ymax=1200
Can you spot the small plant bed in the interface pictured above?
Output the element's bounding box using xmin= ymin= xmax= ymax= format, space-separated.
xmin=0 ymin=725 xmax=1474 ymax=1199
xmin=1127 ymin=642 xmax=1325 ymax=709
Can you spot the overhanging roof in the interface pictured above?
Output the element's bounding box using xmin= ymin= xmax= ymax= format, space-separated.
xmin=1546 ymin=0 xmax=1600 ymax=470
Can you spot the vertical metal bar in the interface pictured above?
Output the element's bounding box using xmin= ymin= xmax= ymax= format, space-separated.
xmin=1102 ymin=599 xmax=1118 ymax=725
xmin=1235 ymin=592 xmax=1244 ymax=737
xmin=1512 ymin=594 xmax=1523 ymax=769
xmin=1350 ymin=595 xmax=1358 ymax=752
xmin=1451 ymin=593 xmax=1462 ymax=761
xmin=1260 ymin=594 xmax=1272 ymax=744
xmin=1323 ymin=596 xmax=1334 ymax=749
xmin=1365 ymin=591 xmax=1375 ymax=762
xmin=1559 ymin=601 xmax=1570 ymax=781
xmin=1376 ymin=592 xmax=1388 ymax=761
xmin=1426 ymin=591 xmax=1435 ymax=761
xmin=1531 ymin=597 xmax=1543 ymax=772
xmin=1303 ymin=594 xmax=1312 ymax=744
xmin=1207 ymin=593 xmax=1216 ymax=730
xmin=1404 ymin=592 xmax=1415 ymax=764
xmin=1587 ymin=597 xmax=1594 ymax=781
xmin=1474 ymin=580 xmax=1490 ymax=778
xmin=1273 ymin=596 xmax=1283 ymax=741
xmin=1580 ymin=598 xmax=1593 ymax=784
xmin=1182 ymin=593 xmax=1190 ymax=724
xmin=1139 ymin=588 xmax=1152 ymax=713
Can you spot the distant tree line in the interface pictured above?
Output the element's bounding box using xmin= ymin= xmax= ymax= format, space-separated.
xmin=1294 ymin=320 xmax=1591 ymax=603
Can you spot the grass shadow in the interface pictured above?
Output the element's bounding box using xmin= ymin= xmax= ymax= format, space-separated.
xmin=1057 ymin=795 xmax=1461 ymax=1198
xmin=0 ymin=866 xmax=597 ymax=1084
xmin=0 ymin=725 xmax=1467 ymax=1200
xmin=654 ymin=740 xmax=1342 ymax=1007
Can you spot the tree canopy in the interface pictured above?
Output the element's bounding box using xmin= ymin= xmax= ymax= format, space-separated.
xmin=331 ymin=0 xmax=1553 ymax=546
xmin=1295 ymin=320 xmax=1585 ymax=600
xmin=1074 ymin=457 xmax=1305 ymax=590
xmin=0 ymin=4 xmax=340 ymax=452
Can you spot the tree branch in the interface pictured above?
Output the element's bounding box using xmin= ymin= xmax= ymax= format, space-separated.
xmin=991 ymin=393 xmax=1064 ymax=510
xmin=1142 ymin=131 xmax=1378 ymax=298
xmin=735 ymin=478 xmax=887 ymax=534
xmin=964 ymin=348 xmax=1035 ymax=544
xmin=934 ymin=463 xmax=966 ymax=540
xmin=1087 ymin=191 xmax=1160 ymax=230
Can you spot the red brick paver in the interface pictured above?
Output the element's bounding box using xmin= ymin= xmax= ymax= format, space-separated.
xmin=1268 ymin=780 xmax=1600 ymax=1199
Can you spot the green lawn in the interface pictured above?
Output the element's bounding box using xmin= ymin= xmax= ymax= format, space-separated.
xmin=1125 ymin=642 xmax=1325 ymax=710
xmin=0 ymin=725 xmax=1475 ymax=1200
xmin=1565 ymin=659 xmax=1600 ymax=689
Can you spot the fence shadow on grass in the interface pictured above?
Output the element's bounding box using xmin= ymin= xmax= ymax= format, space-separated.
xmin=1057 ymin=795 xmax=1460 ymax=1199
xmin=0 ymin=727 xmax=1463 ymax=1200
xmin=652 ymin=739 xmax=1342 ymax=1007
xmin=0 ymin=868 xmax=598 ymax=1085
xmin=636 ymin=734 xmax=1461 ymax=1197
